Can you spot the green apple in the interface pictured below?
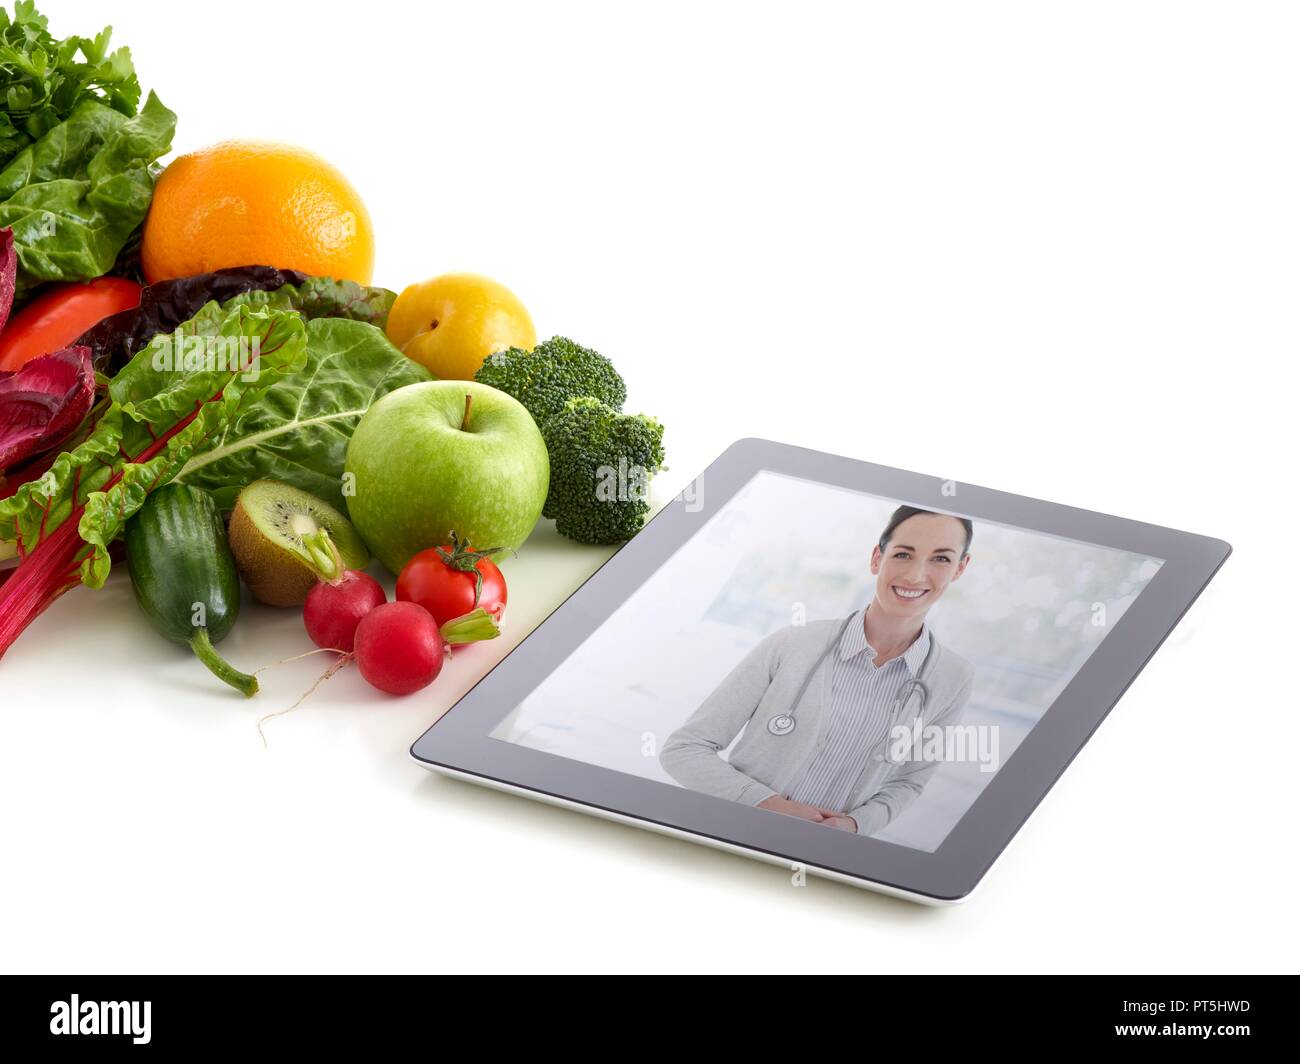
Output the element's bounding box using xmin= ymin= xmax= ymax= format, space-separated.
xmin=344 ymin=380 xmax=549 ymax=574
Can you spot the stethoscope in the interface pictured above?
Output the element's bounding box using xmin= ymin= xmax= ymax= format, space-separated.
xmin=766 ymin=613 xmax=937 ymax=737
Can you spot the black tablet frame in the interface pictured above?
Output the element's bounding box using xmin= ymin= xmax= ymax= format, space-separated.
xmin=411 ymin=439 xmax=1231 ymax=901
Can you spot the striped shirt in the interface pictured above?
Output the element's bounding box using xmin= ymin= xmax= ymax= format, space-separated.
xmin=786 ymin=610 xmax=932 ymax=812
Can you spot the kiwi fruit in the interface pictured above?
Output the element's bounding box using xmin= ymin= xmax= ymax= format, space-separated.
xmin=228 ymin=480 xmax=371 ymax=607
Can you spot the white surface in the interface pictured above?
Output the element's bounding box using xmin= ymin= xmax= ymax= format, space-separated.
xmin=1 ymin=0 xmax=1296 ymax=973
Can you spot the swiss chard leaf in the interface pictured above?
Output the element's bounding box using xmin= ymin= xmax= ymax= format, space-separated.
xmin=0 ymin=302 xmax=308 ymax=583
xmin=77 ymin=268 xmax=397 ymax=375
xmin=172 ymin=316 xmax=430 ymax=511
xmin=229 ymin=274 xmax=396 ymax=329
xmin=0 ymin=91 xmax=175 ymax=300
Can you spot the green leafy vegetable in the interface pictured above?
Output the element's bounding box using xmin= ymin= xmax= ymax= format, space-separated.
xmin=0 ymin=90 xmax=175 ymax=299
xmin=78 ymin=268 xmax=396 ymax=374
xmin=0 ymin=302 xmax=308 ymax=658
xmin=0 ymin=2 xmax=141 ymax=168
xmin=172 ymin=316 xmax=431 ymax=511
xmin=232 ymin=274 xmax=396 ymax=329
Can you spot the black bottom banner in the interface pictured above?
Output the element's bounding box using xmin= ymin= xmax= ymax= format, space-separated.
xmin=0 ymin=974 xmax=1289 ymax=1051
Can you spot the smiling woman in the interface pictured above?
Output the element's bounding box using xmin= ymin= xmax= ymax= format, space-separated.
xmin=659 ymin=505 xmax=977 ymax=835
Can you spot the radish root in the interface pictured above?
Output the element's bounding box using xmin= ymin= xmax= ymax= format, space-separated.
xmin=257 ymin=652 xmax=352 ymax=748
xmin=252 ymin=646 xmax=344 ymax=676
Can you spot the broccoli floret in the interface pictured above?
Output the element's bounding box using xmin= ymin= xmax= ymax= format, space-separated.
xmin=475 ymin=336 xmax=627 ymax=428
xmin=542 ymin=397 xmax=666 ymax=545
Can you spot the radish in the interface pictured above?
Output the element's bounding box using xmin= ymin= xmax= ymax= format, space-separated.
xmin=353 ymin=601 xmax=504 ymax=696
xmin=354 ymin=601 xmax=444 ymax=695
xmin=304 ymin=569 xmax=387 ymax=652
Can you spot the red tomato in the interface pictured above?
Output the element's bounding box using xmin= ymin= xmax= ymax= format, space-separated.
xmin=396 ymin=535 xmax=508 ymax=631
xmin=0 ymin=277 xmax=143 ymax=373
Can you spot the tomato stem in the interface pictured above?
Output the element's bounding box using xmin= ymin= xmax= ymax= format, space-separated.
xmin=433 ymin=528 xmax=513 ymax=608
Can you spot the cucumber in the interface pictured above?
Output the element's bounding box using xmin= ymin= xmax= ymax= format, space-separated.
xmin=125 ymin=483 xmax=258 ymax=697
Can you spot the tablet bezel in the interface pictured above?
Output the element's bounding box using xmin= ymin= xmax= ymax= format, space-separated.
xmin=410 ymin=438 xmax=1231 ymax=901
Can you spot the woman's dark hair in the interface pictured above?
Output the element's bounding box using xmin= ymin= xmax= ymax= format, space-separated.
xmin=878 ymin=505 xmax=973 ymax=557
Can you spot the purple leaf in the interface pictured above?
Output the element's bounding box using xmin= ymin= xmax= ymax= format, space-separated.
xmin=0 ymin=346 xmax=96 ymax=472
xmin=75 ymin=265 xmax=310 ymax=373
xmin=0 ymin=227 xmax=16 ymax=334
xmin=75 ymin=266 xmax=396 ymax=375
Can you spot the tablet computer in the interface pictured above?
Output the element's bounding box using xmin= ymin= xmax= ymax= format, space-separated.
xmin=410 ymin=439 xmax=1231 ymax=904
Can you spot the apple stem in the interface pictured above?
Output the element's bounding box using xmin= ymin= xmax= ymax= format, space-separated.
xmin=460 ymin=393 xmax=473 ymax=432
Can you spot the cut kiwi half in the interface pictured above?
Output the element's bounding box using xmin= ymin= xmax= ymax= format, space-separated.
xmin=228 ymin=480 xmax=371 ymax=607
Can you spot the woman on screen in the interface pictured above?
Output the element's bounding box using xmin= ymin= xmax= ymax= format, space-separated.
xmin=660 ymin=506 xmax=976 ymax=836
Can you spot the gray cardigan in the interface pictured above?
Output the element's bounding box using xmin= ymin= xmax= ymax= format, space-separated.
xmin=660 ymin=617 xmax=974 ymax=836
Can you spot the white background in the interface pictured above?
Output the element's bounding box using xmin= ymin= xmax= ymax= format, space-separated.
xmin=1 ymin=0 xmax=1296 ymax=973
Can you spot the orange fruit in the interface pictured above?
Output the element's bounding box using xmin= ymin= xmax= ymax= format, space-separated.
xmin=140 ymin=140 xmax=375 ymax=285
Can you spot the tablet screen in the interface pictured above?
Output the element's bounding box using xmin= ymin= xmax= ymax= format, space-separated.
xmin=491 ymin=470 xmax=1164 ymax=853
